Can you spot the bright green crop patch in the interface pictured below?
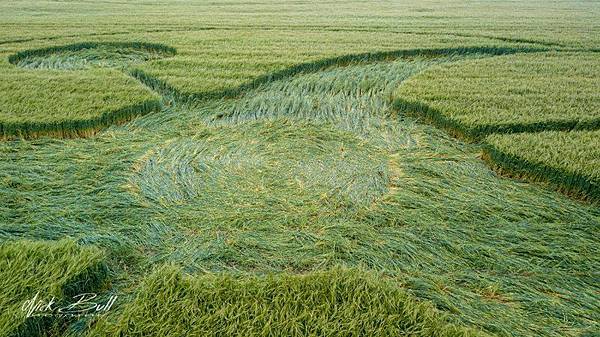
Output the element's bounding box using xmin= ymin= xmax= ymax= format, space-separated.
xmin=90 ymin=266 xmax=488 ymax=337
xmin=395 ymin=52 xmax=600 ymax=140
xmin=0 ymin=239 xmax=107 ymax=336
xmin=485 ymin=130 xmax=600 ymax=201
xmin=0 ymin=60 xmax=160 ymax=139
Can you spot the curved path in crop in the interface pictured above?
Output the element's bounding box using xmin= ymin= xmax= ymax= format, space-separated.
xmin=5 ymin=41 xmax=598 ymax=202
xmin=2 ymin=41 xmax=599 ymax=336
xmin=2 ymin=43 xmax=541 ymax=137
xmin=129 ymin=48 xmax=599 ymax=337
xmin=124 ymin=43 xmax=598 ymax=203
xmin=1 ymin=42 xmax=175 ymax=139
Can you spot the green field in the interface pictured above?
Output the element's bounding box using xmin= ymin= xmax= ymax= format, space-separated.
xmin=395 ymin=52 xmax=600 ymax=138
xmin=0 ymin=1 xmax=599 ymax=336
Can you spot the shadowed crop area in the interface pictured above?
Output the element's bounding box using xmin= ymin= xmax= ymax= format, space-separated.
xmin=0 ymin=1 xmax=599 ymax=336
xmin=0 ymin=239 xmax=108 ymax=336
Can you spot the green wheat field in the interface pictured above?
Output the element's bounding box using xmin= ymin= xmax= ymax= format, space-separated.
xmin=0 ymin=1 xmax=598 ymax=336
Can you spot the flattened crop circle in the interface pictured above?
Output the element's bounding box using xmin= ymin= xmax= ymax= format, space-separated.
xmin=130 ymin=120 xmax=391 ymax=226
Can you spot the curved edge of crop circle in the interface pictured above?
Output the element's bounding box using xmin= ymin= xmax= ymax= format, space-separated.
xmin=482 ymin=142 xmax=599 ymax=204
xmin=138 ymin=45 xmax=548 ymax=104
xmin=0 ymin=99 xmax=161 ymax=140
xmin=7 ymin=41 xmax=176 ymax=66
xmin=2 ymin=41 xmax=175 ymax=140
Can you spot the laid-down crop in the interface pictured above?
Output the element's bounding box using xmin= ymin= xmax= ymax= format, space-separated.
xmin=3 ymin=52 xmax=599 ymax=336
xmin=0 ymin=42 xmax=175 ymax=139
xmin=394 ymin=52 xmax=600 ymax=201
xmin=0 ymin=1 xmax=599 ymax=336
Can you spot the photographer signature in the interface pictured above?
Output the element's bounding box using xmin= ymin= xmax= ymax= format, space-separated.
xmin=21 ymin=292 xmax=117 ymax=318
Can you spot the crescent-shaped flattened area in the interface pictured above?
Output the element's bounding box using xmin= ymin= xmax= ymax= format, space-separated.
xmin=395 ymin=51 xmax=600 ymax=201
xmin=1 ymin=42 xmax=175 ymax=139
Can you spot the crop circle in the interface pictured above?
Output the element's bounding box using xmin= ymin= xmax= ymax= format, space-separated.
xmin=130 ymin=120 xmax=391 ymax=226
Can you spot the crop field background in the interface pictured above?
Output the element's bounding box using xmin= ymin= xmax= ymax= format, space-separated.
xmin=0 ymin=1 xmax=598 ymax=336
